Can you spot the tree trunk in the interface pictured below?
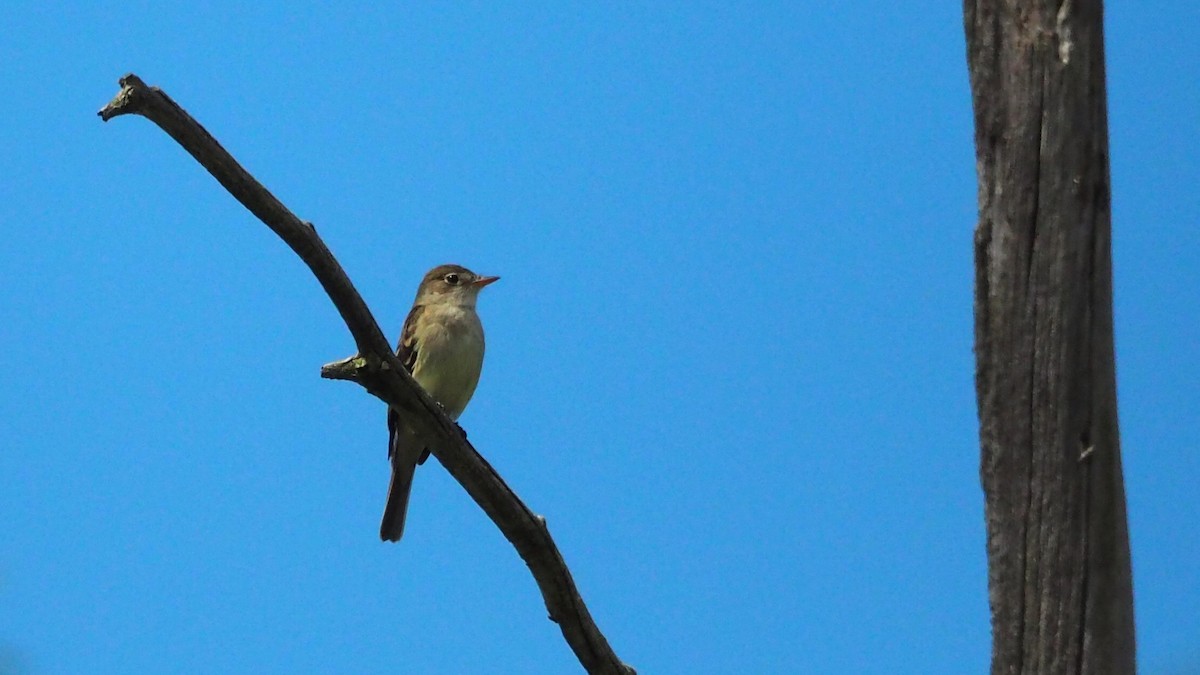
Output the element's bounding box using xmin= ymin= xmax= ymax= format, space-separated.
xmin=963 ymin=1 xmax=1135 ymax=673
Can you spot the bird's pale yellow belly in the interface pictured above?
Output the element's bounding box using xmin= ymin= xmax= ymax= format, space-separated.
xmin=410 ymin=306 xmax=485 ymax=420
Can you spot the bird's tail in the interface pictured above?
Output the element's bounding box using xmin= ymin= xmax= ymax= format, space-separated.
xmin=380 ymin=421 xmax=424 ymax=542
xmin=379 ymin=458 xmax=417 ymax=542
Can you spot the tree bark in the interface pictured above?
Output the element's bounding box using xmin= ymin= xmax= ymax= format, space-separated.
xmin=964 ymin=1 xmax=1135 ymax=673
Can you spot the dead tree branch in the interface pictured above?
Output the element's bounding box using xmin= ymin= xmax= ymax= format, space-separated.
xmin=99 ymin=73 xmax=634 ymax=675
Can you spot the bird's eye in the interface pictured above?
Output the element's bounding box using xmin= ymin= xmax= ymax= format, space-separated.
xmin=444 ymin=273 xmax=460 ymax=285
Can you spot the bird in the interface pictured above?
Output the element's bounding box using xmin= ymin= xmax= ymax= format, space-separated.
xmin=380 ymin=264 xmax=498 ymax=542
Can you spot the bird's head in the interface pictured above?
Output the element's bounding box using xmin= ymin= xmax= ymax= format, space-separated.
xmin=415 ymin=264 xmax=499 ymax=308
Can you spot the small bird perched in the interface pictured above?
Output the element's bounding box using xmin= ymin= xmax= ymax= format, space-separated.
xmin=380 ymin=264 xmax=499 ymax=542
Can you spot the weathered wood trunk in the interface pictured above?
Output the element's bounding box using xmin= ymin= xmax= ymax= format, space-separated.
xmin=963 ymin=1 xmax=1135 ymax=673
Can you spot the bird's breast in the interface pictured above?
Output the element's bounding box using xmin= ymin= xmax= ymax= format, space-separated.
xmin=410 ymin=306 xmax=485 ymax=420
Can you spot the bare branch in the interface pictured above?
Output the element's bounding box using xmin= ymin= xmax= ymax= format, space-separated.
xmin=99 ymin=73 xmax=635 ymax=675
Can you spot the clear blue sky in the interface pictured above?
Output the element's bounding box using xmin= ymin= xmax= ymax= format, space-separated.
xmin=2 ymin=3 xmax=1197 ymax=674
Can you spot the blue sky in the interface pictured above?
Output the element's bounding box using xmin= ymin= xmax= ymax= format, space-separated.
xmin=1 ymin=3 xmax=1197 ymax=674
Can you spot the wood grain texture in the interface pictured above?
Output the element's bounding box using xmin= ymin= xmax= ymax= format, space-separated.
xmin=964 ymin=1 xmax=1135 ymax=673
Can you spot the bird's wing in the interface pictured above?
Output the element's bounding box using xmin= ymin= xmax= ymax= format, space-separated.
xmin=396 ymin=303 xmax=423 ymax=375
xmin=388 ymin=303 xmax=431 ymax=465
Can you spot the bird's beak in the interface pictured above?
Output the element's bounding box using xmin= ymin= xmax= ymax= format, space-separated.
xmin=473 ymin=275 xmax=500 ymax=288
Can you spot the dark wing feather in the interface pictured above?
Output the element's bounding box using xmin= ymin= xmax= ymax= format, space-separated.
xmin=396 ymin=304 xmax=423 ymax=375
xmin=387 ymin=303 xmax=423 ymax=458
xmin=388 ymin=303 xmax=433 ymax=468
